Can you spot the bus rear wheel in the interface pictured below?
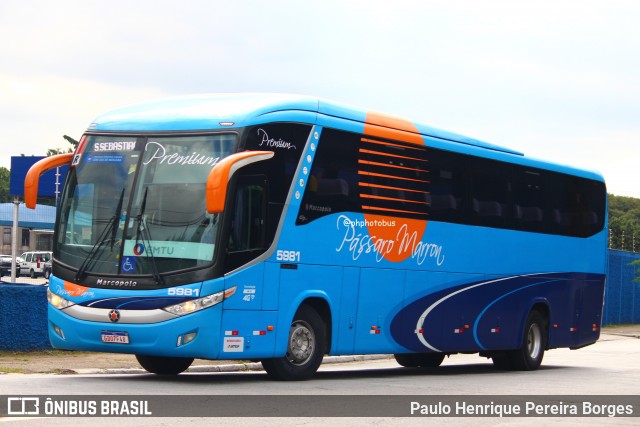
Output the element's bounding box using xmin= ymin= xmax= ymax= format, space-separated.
xmin=261 ymin=305 xmax=326 ymax=381
xmin=135 ymin=354 xmax=194 ymax=375
xmin=493 ymin=310 xmax=547 ymax=371
xmin=394 ymin=353 xmax=445 ymax=368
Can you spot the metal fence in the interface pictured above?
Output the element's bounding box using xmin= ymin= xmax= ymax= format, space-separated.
xmin=604 ymin=249 xmax=640 ymax=325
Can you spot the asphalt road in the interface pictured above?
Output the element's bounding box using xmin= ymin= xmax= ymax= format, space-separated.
xmin=0 ymin=331 xmax=638 ymax=426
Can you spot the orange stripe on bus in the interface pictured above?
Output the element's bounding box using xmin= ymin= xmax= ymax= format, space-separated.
xmin=359 ymin=182 xmax=429 ymax=194
xmin=358 ymin=159 xmax=429 ymax=173
xmin=361 ymin=193 xmax=429 ymax=205
xmin=358 ymin=170 xmax=430 ymax=184
xmin=364 ymin=112 xmax=424 ymax=146
xmin=362 ymin=205 xmax=427 ymax=216
xmin=63 ymin=281 xmax=89 ymax=297
xmin=359 ymin=148 xmax=427 ymax=163
xmin=361 ymin=137 xmax=426 ymax=152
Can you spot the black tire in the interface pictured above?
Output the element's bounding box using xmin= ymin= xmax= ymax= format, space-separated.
xmin=503 ymin=310 xmax=547 ymax=371
xmin=135 ymin=354 xmax=194 ymax=375
xmin=261 ymin=305 xmax=326 ymax=381
xmin=491 ymin=353 xmax=513 ymax=370
xmin=30 ymin=269 xmax=36 ymax=278
xmin=394 ymin=353 xmax=445 ymax=368
xmin=44 ymin=269 xmax=51 ymax=279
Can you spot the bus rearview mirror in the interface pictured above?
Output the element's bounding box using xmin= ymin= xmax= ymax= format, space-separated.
xmin=206 ymin=151 xmax=274 ymax=214
xmin=24 ymin=153 xmax=74 ymax=209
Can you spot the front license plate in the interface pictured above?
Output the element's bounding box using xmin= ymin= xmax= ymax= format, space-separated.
xmin=101 ymin=331 xmax=130 ymax=344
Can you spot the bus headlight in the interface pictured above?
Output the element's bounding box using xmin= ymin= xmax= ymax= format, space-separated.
xmin=163 ymin=287 xmax=236 ymax=317
xmin=47 ymin=288 xmax=75 ymax=310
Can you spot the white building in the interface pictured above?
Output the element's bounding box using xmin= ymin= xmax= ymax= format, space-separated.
xmin=0 ymin=203 xmax=56 ymax=254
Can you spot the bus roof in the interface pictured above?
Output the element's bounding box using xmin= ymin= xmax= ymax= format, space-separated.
xmin=89 ymin=93 xmax=318 ymax=132
xmin=89 ymin=93 xmax=522 ymax=155
xmin=88 ymin=93 xmax=603 ymax=181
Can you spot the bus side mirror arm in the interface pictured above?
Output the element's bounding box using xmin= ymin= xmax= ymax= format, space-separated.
xmin=24 ymin=153 xmax=74 ymax=209
xmin=206 ymin=151 xmax=274 ymax=214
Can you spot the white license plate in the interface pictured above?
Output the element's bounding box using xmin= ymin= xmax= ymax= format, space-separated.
xmin=101 ymin=331 xmax=130 ymax=344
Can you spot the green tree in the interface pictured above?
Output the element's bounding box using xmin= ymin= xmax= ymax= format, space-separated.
xmin=631 ymin=259 xmax=640 ymax=283
xmin=608 ymin=194 xmax=640 ymax=252
xmin=0 ymin=167 xmax=10 ymax=203
xmin=47 ymin=135 xmax=79 ymax=156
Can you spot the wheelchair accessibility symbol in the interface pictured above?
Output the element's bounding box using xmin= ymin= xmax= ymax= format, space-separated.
xmin=121 ymin=256 xmax=136 ymax=273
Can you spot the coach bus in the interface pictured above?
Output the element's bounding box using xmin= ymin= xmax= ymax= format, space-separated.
xmin=25 ymin=94 xmax=607 ymax=380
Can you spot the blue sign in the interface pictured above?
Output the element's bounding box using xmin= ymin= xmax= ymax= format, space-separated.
xmin=121 ymin=256 xmax=136 ymax=273
xmin=9 ymin=156 xmax=69 ymax=197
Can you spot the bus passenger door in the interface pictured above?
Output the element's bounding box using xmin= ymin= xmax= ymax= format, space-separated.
xmin=220 ymin=175 xmax=279 ymax=357
xmin=224 ymin=175 xmax=268 ymax=275
xmin=222 ymin=175 xmax=268 ymax=312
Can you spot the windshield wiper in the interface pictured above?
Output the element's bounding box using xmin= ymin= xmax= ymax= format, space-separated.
xmin=135 ymin=187 xmax=165 ymax=286
xmin=111 ymin=188 xmax=125 ymax=250
xmin=75 ymin=188 xmax=125 ymax=281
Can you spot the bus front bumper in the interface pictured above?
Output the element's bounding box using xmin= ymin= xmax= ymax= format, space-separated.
xmin=47 ymin=304 xmax=222 ymax=359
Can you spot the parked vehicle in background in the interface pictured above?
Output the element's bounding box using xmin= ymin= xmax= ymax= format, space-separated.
xmin=18 ymin=251 xmax=52 ymax=278
xmin=0 ymin=255 xmax=19 ymax=277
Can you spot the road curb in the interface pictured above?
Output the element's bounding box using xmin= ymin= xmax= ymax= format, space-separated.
xmin=75 ymin=354 xmax=390 ymax=375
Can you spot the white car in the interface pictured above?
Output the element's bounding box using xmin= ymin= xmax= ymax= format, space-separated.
xmin=18 ymin=251 xmax=52 ymax=278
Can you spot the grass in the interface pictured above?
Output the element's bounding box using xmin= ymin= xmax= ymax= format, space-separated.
xmin=0 ymin=349 xmax=95 ymax=357
xmin=0 ymin=367 xmax=27 ymax=374
xmin=0 ymin=350 xmax=102 ymax=374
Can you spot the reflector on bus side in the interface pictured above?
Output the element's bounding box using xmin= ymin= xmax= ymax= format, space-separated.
xmin=205 ymin=150 xmax=274 ymax=214
xmin=24 ymin=153 xmax=74 ymax=209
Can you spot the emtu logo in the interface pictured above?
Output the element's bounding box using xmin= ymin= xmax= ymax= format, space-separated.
xmin=133 ymin=243 xmax=145 ymax=256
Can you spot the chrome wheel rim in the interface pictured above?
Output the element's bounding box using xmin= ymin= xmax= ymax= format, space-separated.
xmin=287 ymin=320 xmax=315 ymax=366
xmin=527 ymin=323 xmax=542 ymax=359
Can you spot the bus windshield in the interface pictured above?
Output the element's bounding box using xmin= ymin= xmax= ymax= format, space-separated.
xmin=56 ymin=133 xmax=236 ymax=278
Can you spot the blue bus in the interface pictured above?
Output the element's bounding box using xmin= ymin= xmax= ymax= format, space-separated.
xmin=25 ymin=94 xmax=607 ymax=380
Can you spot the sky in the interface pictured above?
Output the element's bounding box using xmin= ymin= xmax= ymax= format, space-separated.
xmin=1 ymin=0 xmax=638 ymax=197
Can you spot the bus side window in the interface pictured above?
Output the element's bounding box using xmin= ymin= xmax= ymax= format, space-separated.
xmin=469 ymin=158 xmax=512 ymax=228
xmin=428 ymin=149 xmax=467 ymax=223
xmin=513 ymin=168 xmax=546 ymax=233
xmin=296 ymin=128 xmax=359 ymax=225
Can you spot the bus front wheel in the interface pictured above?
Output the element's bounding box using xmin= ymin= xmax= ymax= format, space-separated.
xmin=261 ymin=305 xmax=326 ymax=381
xmin=135 ymin=354 xmax=194 ymax=375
